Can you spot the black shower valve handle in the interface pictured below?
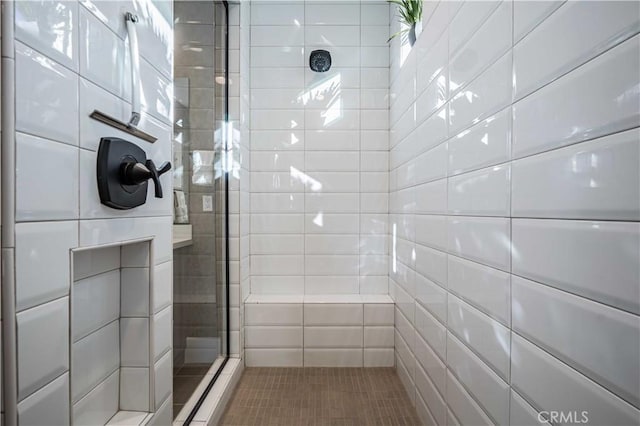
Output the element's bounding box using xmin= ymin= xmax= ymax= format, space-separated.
xmin=120 ymin=159 xmax=171 ymax=199
xmin=145 ymin=159 xmax=172 ymax=198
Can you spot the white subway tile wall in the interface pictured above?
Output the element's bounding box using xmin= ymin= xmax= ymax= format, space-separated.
xmin=250 ymin=1 xmax=390 ymax=296
xmin=389 ymin=1 xmax=639 ymax=425
xmin=5 ymin=0 xmax=174 ymax=424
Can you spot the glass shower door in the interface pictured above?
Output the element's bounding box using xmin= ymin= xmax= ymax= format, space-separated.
xmin=172 ymin=0 xmax=230 ymax=420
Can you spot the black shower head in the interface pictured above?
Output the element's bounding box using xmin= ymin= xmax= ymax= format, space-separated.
xmin=309 ymin=50 xmax=332 ymax=72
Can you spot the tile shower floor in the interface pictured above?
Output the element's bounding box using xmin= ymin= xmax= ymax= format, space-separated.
xmin=220 ymin=368 xmax=421 ymax=425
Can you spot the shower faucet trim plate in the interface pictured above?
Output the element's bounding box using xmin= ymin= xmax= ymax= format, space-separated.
xmin=97 ymin=137 xmax=171 ymax=210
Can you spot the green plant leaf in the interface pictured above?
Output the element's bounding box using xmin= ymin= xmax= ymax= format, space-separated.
xmin=388 ymin=0 xmax=423 ymax=25
xmin=387 ymin=28 xmax=409 ymax=42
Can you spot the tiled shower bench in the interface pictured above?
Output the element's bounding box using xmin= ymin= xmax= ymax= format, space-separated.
xmin=244 ymin=294 xmax=394 ymax=367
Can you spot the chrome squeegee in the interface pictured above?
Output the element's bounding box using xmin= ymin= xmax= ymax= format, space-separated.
xmin=89 ymin=11 xmax=157 ymax=143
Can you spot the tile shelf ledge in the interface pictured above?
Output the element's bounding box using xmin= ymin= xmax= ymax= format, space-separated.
xmin=173 ymin=224 xmax=193 ymax=249
xmin=245 ymin=294 xmax=393 ymax=304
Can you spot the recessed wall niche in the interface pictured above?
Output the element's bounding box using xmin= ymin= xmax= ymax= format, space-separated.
xmin=71 ymin=241 xmax=154 ymax=425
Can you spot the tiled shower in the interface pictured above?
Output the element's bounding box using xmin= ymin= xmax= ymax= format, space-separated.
xmin=0 ymin=0 xmax=638 ymax=425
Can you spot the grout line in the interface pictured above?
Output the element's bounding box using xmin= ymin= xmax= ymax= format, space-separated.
xmin=511 ymin=327 xmax=640 ymax=410
xmin=447 ymin=295 xmax=508 ymax=378
xmin=512 ymin=0 xmax=567 ymax=47
xmin=73 ymin=266 xmax=121 ymax=284
xmin=513 ymin=31 xmax=640 ymax=104
xmin=73 ymin=366 xmax=120 ymax=407
xmin=416 ymin=305 xmax=447 ymax=367
xmin=509 ymin=267 xmax=640 ymax=317
xmin=73 ymin=317 xmax=119 ymax=346
xmin=14 ymin=128 xmax=81 ymax=150
xmin=16 ymin=370 xmax=70 ymax=407
xmin=14 ymin=293 xmax=69 ymax=316
xmin=446 ymin=333 xmax=501 ymax=424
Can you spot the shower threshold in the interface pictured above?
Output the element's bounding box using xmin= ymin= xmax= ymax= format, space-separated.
xmin=173 ymin=358 xmax=243 ymax=424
